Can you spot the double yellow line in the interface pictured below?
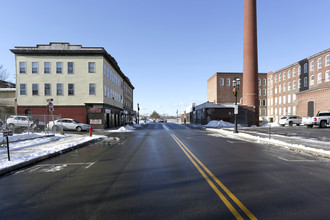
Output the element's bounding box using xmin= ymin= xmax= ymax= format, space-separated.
xmin=171 ymin=134 xmax=257 ymax=220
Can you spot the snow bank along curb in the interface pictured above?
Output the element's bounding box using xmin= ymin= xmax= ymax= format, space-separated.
xmin=0 ymin=136 xmax=104 ymax=176
xmin=206 ymin=128 xmax=330 ymax=159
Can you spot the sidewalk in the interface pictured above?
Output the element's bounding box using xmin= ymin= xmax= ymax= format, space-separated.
xmin=0 ymin=134 xmax=105 ymax=175
xmin=205 ymin=127 xmax=330 ymax=159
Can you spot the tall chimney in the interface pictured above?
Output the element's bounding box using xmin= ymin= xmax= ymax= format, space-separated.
xmin=243 ymin=0 xmax=259 ymax=125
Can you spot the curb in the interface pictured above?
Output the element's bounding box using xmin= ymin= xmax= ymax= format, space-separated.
xmin=0 ymin=137 xmax=104 ymax=176
xmin=206 ymin=128 xmax=330 ymax=159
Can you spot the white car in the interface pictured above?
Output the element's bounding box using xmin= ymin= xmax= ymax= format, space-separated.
xmin=48 ymin=118 xmax=90 ymax=132
xmin=279 ymin=115 xmax=302 ymax=127
xmin=6 ymin=115 xmax=46 ymax=130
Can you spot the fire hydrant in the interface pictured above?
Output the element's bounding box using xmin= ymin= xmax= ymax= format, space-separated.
xmin=89 ymin=126 xmax=93 ymax=137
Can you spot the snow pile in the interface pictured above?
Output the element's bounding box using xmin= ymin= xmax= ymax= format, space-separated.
xmin=117 ymin=125 xmax=135 ymax=132
xmin=260 ymin=122 xmax=281 ymax=127
xmin=0 ymin=132 xmax=51 ymax=143
xmin=204 ymin=120 xmax=241 ymax=128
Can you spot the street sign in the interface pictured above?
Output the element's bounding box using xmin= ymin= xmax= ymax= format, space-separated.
xmin=234 ymin=105 xmax=238 ymax=114
xmin=2 ymin=130 xmax=13 ymax=137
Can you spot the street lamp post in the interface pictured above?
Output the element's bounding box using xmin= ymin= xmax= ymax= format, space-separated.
xmin=137 ymin=103 xmax=140 ymax=124
xmin=232 ymin=78 xmax=240 ymax=133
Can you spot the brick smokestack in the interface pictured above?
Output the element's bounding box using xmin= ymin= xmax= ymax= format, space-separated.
xmin=243 ymin=0 xmax=259 ymax=125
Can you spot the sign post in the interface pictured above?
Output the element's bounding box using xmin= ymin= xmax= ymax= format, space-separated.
xmin=3 ymin=129 xmax=13 ymax=161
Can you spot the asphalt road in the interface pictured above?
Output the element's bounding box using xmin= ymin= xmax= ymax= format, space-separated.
xmin=1 ymin=123 xmax=330 ymax=219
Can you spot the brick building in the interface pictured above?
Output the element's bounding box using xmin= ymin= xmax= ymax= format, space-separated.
xmin=267 ymin=48 xmax=330 ymax=121
xmin=10 ymin=42 xmax=134 ymax=128
xmin=207 ymin=72 xmax=268 ymax=119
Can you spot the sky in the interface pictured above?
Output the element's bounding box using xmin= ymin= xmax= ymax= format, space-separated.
xmin=1 ymin=0 xmax=330 ymax=116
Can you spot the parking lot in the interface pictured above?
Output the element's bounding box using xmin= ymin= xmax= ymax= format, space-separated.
xmin=240 ymin=124 xmax=330 ymax=143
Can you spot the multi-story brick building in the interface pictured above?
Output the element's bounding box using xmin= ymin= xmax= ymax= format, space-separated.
xmin=10 ymin=42 xmax=134 ymax=128
xmin=267 ymin=48 xmax=330 ymax=122
xmin=207 ymin=72 xmax=268 ymax=118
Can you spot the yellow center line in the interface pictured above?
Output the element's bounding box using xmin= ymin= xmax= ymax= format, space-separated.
xmin=171 ymin=134 xmax=257 ymax=220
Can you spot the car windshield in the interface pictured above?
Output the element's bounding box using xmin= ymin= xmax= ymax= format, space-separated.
xmin=280 ymin=116 xmax=287 ymax=119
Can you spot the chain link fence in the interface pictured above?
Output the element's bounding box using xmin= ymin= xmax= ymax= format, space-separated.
xmin=0 ymin=113 xmax=62 ymax=136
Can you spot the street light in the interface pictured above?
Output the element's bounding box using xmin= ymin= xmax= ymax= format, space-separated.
xmin=137 ymin=103 xmax=140 ymax=124
xmin=232 ymin=77 xmax=240 ymax=133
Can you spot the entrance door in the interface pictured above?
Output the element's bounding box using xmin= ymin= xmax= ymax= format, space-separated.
xmin=308 ymin=101 xmax=314 ymax=117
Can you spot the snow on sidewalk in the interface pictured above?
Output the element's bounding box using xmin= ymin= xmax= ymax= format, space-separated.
xmin=0 ymin=133 xmax=105 ymax=172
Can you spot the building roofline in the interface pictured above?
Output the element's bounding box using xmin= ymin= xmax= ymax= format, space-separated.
xmin=273 ymin=48 xmax=330 ymax=74
xmin=10 ymin=42 xmax=134 ymax=89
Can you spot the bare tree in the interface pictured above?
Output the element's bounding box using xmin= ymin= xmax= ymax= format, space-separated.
xmin=0 ymin=65 xmax=10 ymax=81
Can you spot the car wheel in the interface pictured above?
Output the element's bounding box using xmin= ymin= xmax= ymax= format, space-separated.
xmin=8 ymin=123 xmax=15 ymax=130
xmin=281 ymin=124 xmax=285 ymax=127
xmin=76 ymin=126 xmax=82 ymax=132
xmin=296 ymin=124 xmax=300 ymax=126
xmin=289 ymin=121 xmax=293 ymax=126
xmin=320 ymin=121 xmax=327 ymax=128
xmin=52 ymin=125 xmax=59 ymax=131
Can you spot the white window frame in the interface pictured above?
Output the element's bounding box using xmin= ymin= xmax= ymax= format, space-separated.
xmin=32 ymin=62 xmax=38 ymax=74
xmin=220 ymin=78 xmax=224 ymax=86
xmin=310 ymin=61 xmax=314 ymax=71
xmin=226 ymin=78 xmax=230 ymax=86
xmin=318 ymin=58 xmax=322 ymax=69
xmin=326 ymin=55 xmax=330 ymax=67
xmin=20 ymin=84 xmax=26 ymax=96
xmin=304 ymin=77 xmax=308 ymax=87
xmin=19 ymin=62 xmax=26 ymax=74
xmin=326 ymin=71 xmax=330 ymax=82
xmin=310 ymin=75 xmax=315 ymax=86
xmin=317 ymin=72 xmax=322 ymax=84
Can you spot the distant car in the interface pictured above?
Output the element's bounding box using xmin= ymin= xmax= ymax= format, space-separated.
xmin=279 ymin=115 xmax=302 ymax=127
xmin=158 ymin=119 xmax=164 ymax=123
xmin=48 ymin=118 xmax=90 ymax=132
xmin=6 ymin=115 xmax=45 ymax=130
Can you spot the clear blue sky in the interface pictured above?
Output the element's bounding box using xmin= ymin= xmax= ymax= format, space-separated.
xmin=1 ymin=0 xmax=329 ymax=116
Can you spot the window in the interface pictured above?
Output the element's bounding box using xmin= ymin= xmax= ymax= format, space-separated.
xmin=283 ymin=72 xmax=286 ymax=80
xmin=318 ymin=58 xmax=322 ymax=69
xmin=44 ymin=62 xmax=51 ymax=74
xmin=258 ymin=89 xmax=261 ymax=96
xmin=20 ymin=84 xmax=26 ymax=96
xmin=226 ymin=78 xmax=230 ymax=86
xmin=317 ymin=73 xmax=322 ymax=84
xmin=288 ymin=95 xmax=291 ymax=104
xmin=304 ymin=77 xmax=308 ymax=87
xmin=32 ymin=62 xmax=38 ymax=74
xmin=288 ymin=70 xmax=291 ymax=79
xmin=44 ymin=83 xmax=51 ymax=96
xmin=275 ymin=75 xmax=277 ymax=83
xmin=88 ymin=62 xmax=95 ymax=73
xmin=326 ymin=71 xmax=330 ymax=82
xmin=19 ymin=62 xmax=26 ymax=74
xmin=104 ymin=64 xmax=107 ymax=76
xmin=279 ymin=85 xmax=281 ymax=93
xmin=68 ymin=83 xmax=74 ymax=95
xmin=288 ymin=82 xmax=291 ymax=91
xmin=263 ymin=99 xmax=266 ymax=106
xmin=279 ymin=96 xmax=282 ymax=105
xmin=293 ymin=68 xmax=296 ymax=77
xmin=68 ymin=62 xmax=74 ymax=74
xmin=89 ymin=83 xmax=96 ymax=95
xmin=258 ymin=78 xmax=261 ymax=86
xmin=293 ymin=106 xmax=296 ymax=115
xmin=310 ymin=61 xmax=314 ymax=71
xmin=275 ymin=86 xmax=277 ymax=94
xmin=56 ymin=62 xmax=63 ymax=74
xmin=326 ymin=55 xmax=330 ymax=66
xmin=293 ymin=80 xmax=296 ymax=90
xmin=298 ymin=66 xmax=301 ymax=75
xmin=310 ymin=75 xmax=314 ymax=86
xmin=104 ymin=85 xmax=107 ymax=97
xmin=298 ymin=79 xmax=301 ymax=88
xmin=32 ymin=84 xmax=38 ymax=96
xmin=304 ymin=63 xmax=308 ymax=73
xmin=283 ymin=83 xmax=286 ymax=92
xmin=293 ymin=94 xmax=296 ymax=102
xmin=262 ymin=89 xmax=266 ymax=96
xmin=263 ymin=79 xmax=267 ymax=86
xmin=283 ymin=96 xmax=286 ymax=104
xmin=57 ymin=83 xmax=63 ymax=96
xmin=279 ymin=73 xmax=281 ymax=82
xmin=220 ymin=78 xmax=224 ymax=86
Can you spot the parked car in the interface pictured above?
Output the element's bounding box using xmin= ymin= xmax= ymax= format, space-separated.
xmin=279 ymin=115 xmax=302 ymax=127
xmin=48 ymin=118 xmax=90 ymax=132
xmin=302 ymin=111 xmax=330 ymax=128
xmin=6 ymin=115 xmax=46 ymax=130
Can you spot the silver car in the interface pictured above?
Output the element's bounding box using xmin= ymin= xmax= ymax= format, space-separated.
xmin=279 ymin=115 xmax=302 ymax=127
xmin=49 ymin=118 xmax=90 ymax=132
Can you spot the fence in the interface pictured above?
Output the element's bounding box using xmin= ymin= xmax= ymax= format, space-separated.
xmin=0 ymin=113 xmax=62 ymax=136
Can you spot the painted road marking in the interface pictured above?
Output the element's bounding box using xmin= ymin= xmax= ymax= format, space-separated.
xmin=171 ymin=134 xmax=257 ymax=220
xmin=277 ymin=157 xmax=315 ymax=162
